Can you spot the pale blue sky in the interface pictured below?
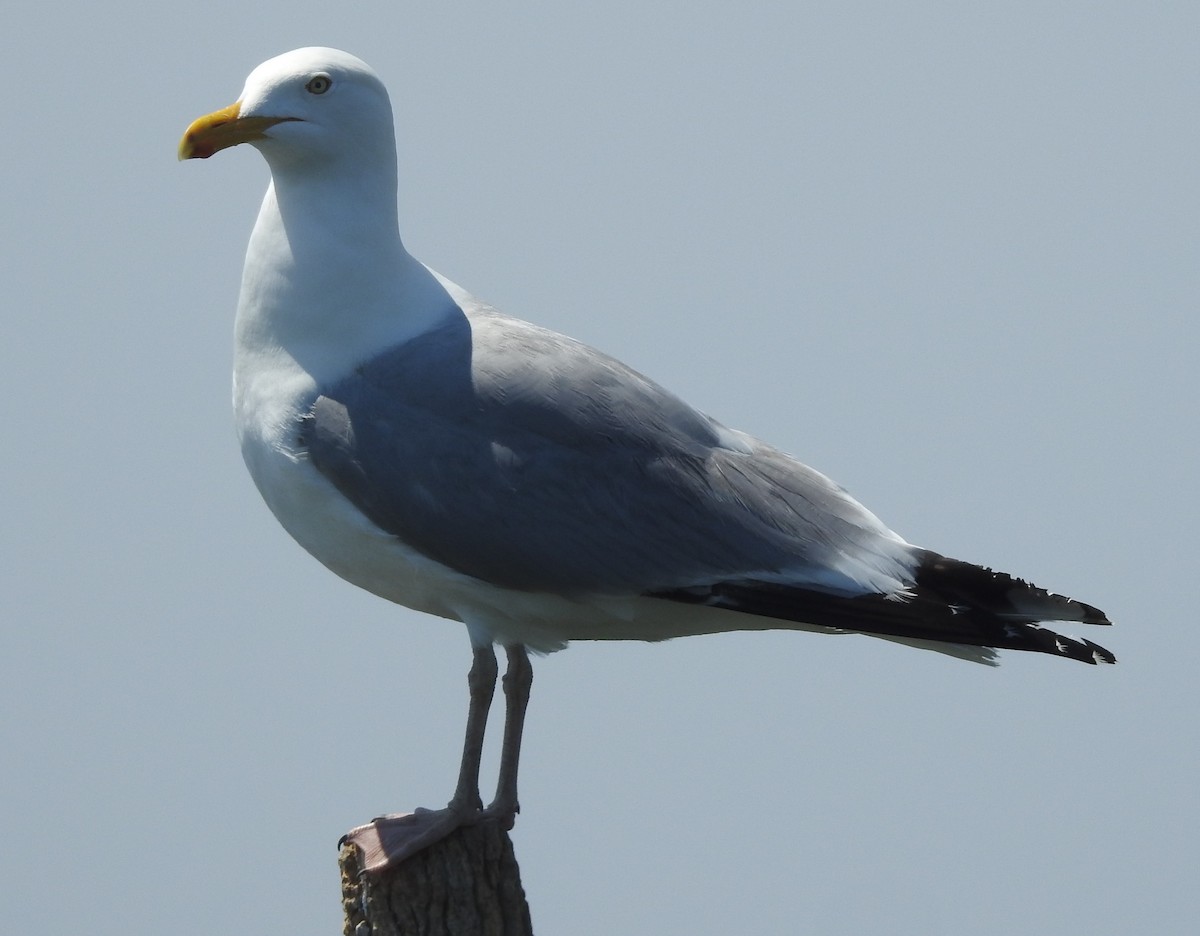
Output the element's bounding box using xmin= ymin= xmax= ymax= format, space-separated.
xmin=2 ymin=3 xmax=1195 ymax=934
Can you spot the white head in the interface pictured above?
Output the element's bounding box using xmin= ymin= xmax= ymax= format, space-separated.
xmin=181 ymin=49 xmax=449 ymax=383
xmin=179 ymin=47 xmax=395 ymax=175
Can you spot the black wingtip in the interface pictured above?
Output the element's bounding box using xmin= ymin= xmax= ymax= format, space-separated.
xmin=648 ymin=551 xmax=1116 ymax=665
xmin=1040 ymin=631 xmax=1117 ymax=665
xmin=913 ymin=550 xmax=1112 ymax=627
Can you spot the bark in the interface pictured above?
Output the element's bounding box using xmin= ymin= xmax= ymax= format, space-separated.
xmin=340 ymin=821 xmax=533 ymax=936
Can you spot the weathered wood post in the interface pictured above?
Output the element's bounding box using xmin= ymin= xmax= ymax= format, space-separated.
xmin=340 ymin=821 xmax=533 ymax=936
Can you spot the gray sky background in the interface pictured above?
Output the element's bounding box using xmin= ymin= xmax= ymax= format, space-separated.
xmin=3 ymin=3 xmax=1195 ymax=934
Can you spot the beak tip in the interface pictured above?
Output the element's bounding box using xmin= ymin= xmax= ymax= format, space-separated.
xmin=178 ymin=100 xmax=242 ymax=162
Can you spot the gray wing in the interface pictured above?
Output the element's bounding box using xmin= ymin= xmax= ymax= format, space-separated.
xmin=299 ymin=306 xmax=912 ymax=596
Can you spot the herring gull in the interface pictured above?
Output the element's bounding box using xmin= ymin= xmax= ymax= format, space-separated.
xmin=179 ymin=47 xmax=1115 ymax=872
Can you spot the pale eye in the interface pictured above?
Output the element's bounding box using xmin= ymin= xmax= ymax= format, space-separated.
xmin=305 ymin=74 xmax=332 ymax=94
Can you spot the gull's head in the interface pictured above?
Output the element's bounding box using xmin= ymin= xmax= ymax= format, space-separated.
xmin=178 ymin=48 xmax=394 ymax=170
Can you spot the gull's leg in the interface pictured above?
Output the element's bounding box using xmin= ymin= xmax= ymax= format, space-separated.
xmin=483 ymin=644 xmax=532 ymax=827
xmin=448 ymin=642 xmax=499 ymax=812
xmin=340 ymin=643 xmax=499 ymax=871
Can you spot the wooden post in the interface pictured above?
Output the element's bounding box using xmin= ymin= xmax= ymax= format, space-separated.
xmin=340 ymin=821 xmax=533 ymax=936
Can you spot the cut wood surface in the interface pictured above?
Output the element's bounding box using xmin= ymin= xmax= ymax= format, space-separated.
xmin=340 ymin=821 xmax=533 ymax=936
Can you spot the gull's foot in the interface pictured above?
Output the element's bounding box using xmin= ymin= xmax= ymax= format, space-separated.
xmin=340 ymin=805 xmax=479 ymax=872
xmin=481 ymin=798 xmax=519 ymax=832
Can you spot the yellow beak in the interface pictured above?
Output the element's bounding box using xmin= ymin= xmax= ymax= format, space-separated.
xmin=178 ymin=101 xmax=295 ymax=160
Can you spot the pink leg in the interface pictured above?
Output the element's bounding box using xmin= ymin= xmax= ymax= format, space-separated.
xmin=484 ymin=644 xmax=532 ymax=825
xmin=341 ymin=643 xmax=499 ymax=871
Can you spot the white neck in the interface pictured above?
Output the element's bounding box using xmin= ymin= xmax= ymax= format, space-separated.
xmin=234 ymin=158 xmax=457 ymax=380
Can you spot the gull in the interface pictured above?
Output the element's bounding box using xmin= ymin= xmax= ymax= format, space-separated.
xmin=179 ymin=47 xmax=1115 ymax=871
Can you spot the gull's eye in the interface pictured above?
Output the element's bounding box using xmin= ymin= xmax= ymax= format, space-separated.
xmin=305 ymin=74 xmax=332 ymax=95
